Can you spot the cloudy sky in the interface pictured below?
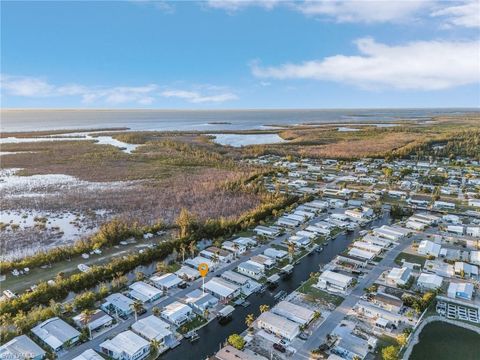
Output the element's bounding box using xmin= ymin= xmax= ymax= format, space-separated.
xmin=1 ymin=0 xmax=479 ymax=108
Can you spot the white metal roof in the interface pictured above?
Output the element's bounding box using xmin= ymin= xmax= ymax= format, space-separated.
xmin=100 ymin=330 xmax=149 ymax=356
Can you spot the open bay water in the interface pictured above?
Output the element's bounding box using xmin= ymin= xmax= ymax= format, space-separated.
xmin=2 ymin=108 xmax=478 ymax=132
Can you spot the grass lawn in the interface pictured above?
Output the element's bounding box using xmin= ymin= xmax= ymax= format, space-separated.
xmin=314 ymin=236 xmax=327 ymax=245
xmin=178 ymin=315 xmax=207 ymax=334
xmin=298 ymin=277 xmax=344 ymax=306
xmin=236 ymin=229 xmax=255 ymax=237
xmin=373 ymin=334 xmax=398 ymax=360
xmin=394 ymin=252 xmax=427 ymax=267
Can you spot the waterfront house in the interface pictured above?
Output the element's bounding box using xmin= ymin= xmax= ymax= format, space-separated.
xmin=316 ymin=270 xmax=353 ymax=293
xmin=100 ymin=330 xmax=150 ymax=360
xmin=263 ymin=248 xmax=288 ymax=260
xmin=204 ymin=277 xmax=241 ymax=302
xmin=161 ymin=302 xmax=192 ymax=325
xmin=131 ymin=315 xmax=175 ymax=350
xmin=272 ymin=301 xmax=315 ymax=325
xmin=250 ymin=254 xmax=275 ymax=270
xmin=256 ymin=312 xmax=299 ymax=341
xmin=185 ymin=289 xmax=219 ymax=313
xmin=215 ymin=345 xmax=268 ymax=360
xmin=237 ymin=261 xmax=264 ymax=280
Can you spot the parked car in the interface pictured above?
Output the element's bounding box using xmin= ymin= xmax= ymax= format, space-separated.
xmin=273 ymin=343 xmax=286 ymax=353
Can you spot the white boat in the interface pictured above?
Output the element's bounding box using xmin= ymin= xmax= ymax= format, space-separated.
xmin=78 ymin=264 xmax=91 ymax=273
xmin=11 ymin=269 xmax=19 ymax=276
xmin=93 ymin=249 xmax=102 ymax=254
xmin=81 ymin=253 xmax=90 ymax=259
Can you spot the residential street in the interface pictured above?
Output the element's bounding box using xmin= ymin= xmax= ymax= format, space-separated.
xmin=293 ymin=233 xmax=417 ymax=359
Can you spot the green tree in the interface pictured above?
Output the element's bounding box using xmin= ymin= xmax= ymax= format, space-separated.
xmin=179 ymin=243 xmax=186 ymax=262
xmin=259 ymin=304 xmax=270 ymax=313
xmin=130 ymin=300 xmax=144 ymax=322
xmin=188 ymin=241 xmax=197 ymax=259
xmin=227 ymin=334 xmax=245 ymax=350
xmin=381 ymin=345 xmax=399 ymax=360
xmin=176 ymin=208 xmax=196 ymax=238
xmin=152 ymin=306 xmax=161 ymax=317
xmin=81 ymin=309 xmax=95 ymax=340
xmin=245 ymin=313 xmax=255 ymax=334
xmin=150 ymin=338 xmax=161 ymax=353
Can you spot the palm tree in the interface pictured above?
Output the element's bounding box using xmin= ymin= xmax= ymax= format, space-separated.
xmin=233 ymin=243 xmax=240 ymax=259
xmin=179 ymin=243 xmax=186 ymax=262
xmin=245 ymin=313 xmax=255 ymax=334
xmin=203 ymin=309 xmax=210 ymax=319
xmin=188 ymin=241 xmax=197 ymax=259
xmin=287 ymin=242 xmax=296 ymax=263
xmin=259 ymin=304 xmax=270 ymax=313
xmin=150 ymin=339 xmax=161 ymax=353
xmin=130 ymin=300 xmax=144 ymax=322
xmin=152 ymin=306 xmax=161 ymax=317
xmin=176 ymin=208 xmax=195 ymax=238
xmin=211 ymin=252 xmax=220 ymax=266
xmin=81 ymin=309 xmax=95 ymax=340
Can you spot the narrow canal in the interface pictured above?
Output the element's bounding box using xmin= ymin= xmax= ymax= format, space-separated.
xmin=162 ymin=212 xmax=391 ymax=360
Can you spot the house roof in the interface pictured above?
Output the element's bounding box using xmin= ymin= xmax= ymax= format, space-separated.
xmin=0 ymin=335 xmax=46 ymax=360
xmin=150 ymin=273 xmax=182 ymax=288
xmin=72 ymin=349 xmax=104 ymax=360
xmin=273 ymin=301 xmax=314 ymax=323
xmin=100 ymin=330 xmax=149 ymax=356
xmin=103 ymin=293 xmax=134 ymax=312
xmin=161 ymin=302 xmax=192 ymax=319
xmin=257 ymin=312 xmax=299 ymax=337
xmin=204 ymin=277 xmax=240 ymax=298
xmin=215 ymin=345 xmax=268 ymax=360
xmin=129 ymin=281 xmax=163 ymax=302
xmin=131 ymin=315 xmax=172 ymax=341
xmin=31 ymin=317 xmax=80 ymax=350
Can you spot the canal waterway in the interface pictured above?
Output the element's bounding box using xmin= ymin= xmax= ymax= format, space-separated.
xmin=162 ymin=212 xmax=391 ymax=360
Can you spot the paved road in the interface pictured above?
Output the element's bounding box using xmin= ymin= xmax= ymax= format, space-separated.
xmin=293 ymin=233 xmax=416 ymax=360
xmin=62 ymin=212 xmax=328 ymax=359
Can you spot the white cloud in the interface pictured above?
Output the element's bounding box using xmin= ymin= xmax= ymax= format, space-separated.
xmin=205 ymin=0 xmax=432 ymax=22
xmin=293 ymin=0 xmax=432 ymax=23
xmin=161 ymin=89 xmax=238 ymax=103
xmin=431 ymin=0 xmax=480 ymax=28
xmin=206 ymin=0 xmax=480 ymax=27
xmin=129 ymin=0 xmax=175 ymax=13
xmin=0 ymin=75 xmax=238 ymax=105
xmin=251 ymin=38 xmax=480 ymax=90
xmin=206 ymin=0 xmax=281 ymax=12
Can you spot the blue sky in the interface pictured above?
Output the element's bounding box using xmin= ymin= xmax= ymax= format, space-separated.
xmin=1 ymin=0 xmax=479 ymax=108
